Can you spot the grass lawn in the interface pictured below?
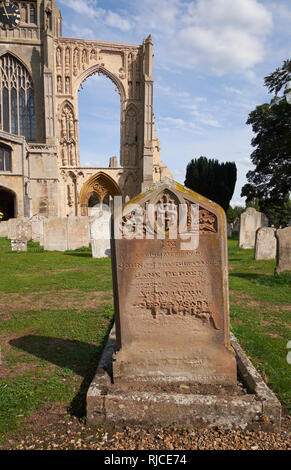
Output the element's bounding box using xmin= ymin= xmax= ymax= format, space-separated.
xmin=0 ymin=235 xmax=290 ymax=444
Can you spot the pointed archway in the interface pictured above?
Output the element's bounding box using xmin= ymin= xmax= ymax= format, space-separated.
xmin=0 ymin=186 xmax=16 ymax=220
xmin=79 ymin=171 xmax=121 ymax=216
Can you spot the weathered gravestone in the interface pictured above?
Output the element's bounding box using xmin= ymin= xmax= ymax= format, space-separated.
xmin=30 ymin=214 xmax=45 ymax=245
xmin=275 ymin=226 xmax=291 ymax=273
xmin=227 ymin=223 xmax=232 ymax=238
xmin=87 ymin=179 xmax=282 ymax=431
xmin=90 ymin=208 xmax=111 ymax=258
xmin=8 ymin=217 xmax=32 ymax=241
xmin=9 ymin=218 xmax=31 ymax=252
xmin=112 ymin=179 xmax=237 ymax=385
xmin=239 ymin=207 xmax=268 ymax=249
xmin=43 ymin=217 xmax=90 ymax=251
xmin=255 ymin=227 xmax=277 ymax=260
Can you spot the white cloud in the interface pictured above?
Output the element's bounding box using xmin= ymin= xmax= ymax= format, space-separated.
xmin=171 ymin=0 xmax=272 ymax=74
xmin=105 ymin=11 xmax=132 ymax=31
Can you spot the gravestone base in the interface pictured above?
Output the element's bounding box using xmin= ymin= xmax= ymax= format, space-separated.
xmin=87 ymin=326 xmax=281 ymax=432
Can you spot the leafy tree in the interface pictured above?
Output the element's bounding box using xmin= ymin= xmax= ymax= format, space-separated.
xmin=226 ymin=205 xmax=245 ymax=224
xmin=241 ymin=60 xmax=291 ymax=227
xmin=185 ymin=156 xmax=237 ymax=212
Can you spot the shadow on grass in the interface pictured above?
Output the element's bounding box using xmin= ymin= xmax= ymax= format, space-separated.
xmin=9 ymin=323 xmax=112 ymax=419
xmin=64 ymin=252 xmax=92 ymax=258
xmin=230 ymin=272 xmax=291 ymax=286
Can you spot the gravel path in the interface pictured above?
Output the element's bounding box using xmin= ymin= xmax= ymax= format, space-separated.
xmin=2 ymin=411 xmax=290 ymax=451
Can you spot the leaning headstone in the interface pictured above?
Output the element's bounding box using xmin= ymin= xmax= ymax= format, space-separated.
xmin=239 ymin=207 xmax=268 ymax=249
xmin=112 ymin=179 xmax=237 ymax=386
xmin=90 ymin=208 xmax=111 ymax=258
xmin=11 ymin=239 xmax=27 ymax=252
xmin=255 ymin=227 xmax=277 ymax=260
xmin=275 ymin=226 xmax=291 ymax=273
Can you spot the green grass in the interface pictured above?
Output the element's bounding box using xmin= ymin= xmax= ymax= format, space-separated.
xmin=0 ymin=237 xmax=114 ymax=439
xmin=228 ymin=237 xmax=291 ymax=412
xmin=0 ymin=235 xmax=290 ymax=442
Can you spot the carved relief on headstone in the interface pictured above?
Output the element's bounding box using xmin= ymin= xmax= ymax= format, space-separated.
xmin=275 ymin=226 xmax=291 ymax=273
xmin=112 ymin=179 xmax=237 ymax=386
xmin=59 ymin=103 xmax=76 ymax=166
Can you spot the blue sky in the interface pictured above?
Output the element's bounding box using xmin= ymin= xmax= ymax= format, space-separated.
xmin=57 ymin=0 xmax=291 ymax=206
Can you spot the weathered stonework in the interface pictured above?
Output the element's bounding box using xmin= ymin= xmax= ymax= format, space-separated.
xmin=239 ymin=207 xmax=268 ymax=249
xmin=87 ymin=326 xmax=281 ymax=432
xmin=255 ymin=227 xmax=277 ymax=260
xmin=276 ymin=226 xmax=291 ymax=273
xmin=112 ymin=180 xmax=236 ymax=387
xmin=0 ymin=1 xmax=172 ymax=223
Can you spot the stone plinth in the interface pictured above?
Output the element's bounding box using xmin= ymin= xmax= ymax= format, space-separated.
xmin=255 ymin=227 xmax=277 ymax=260
xmin=276 ymin=227 xmax=291 ymax=273
xmin=112 ymin=180 xmax=236 ymax=386
xmin=239 ymin=208 xmax=268 ymax=249
xmin=87 ymin=327 xmax=281 ymax=432
xmin=11 ymin=239 xmax=27 ymax=251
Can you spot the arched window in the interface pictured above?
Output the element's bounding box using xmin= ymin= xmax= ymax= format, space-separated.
xmin=0 ymin=54 xmax=35 ymax=141
xmin=0 ymin=143 xmax=11 ymax=171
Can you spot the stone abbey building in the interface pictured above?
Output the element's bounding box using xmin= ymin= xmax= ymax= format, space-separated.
xmin=0 ymin=0 xmax=172 ymax=220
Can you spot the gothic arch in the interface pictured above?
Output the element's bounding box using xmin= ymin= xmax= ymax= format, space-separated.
xmin=77 ymin=64 xmax=126 ymax=102
xmin=79 ymin=171 xmax=122 ymax=215
xmin=0 ymin=185 xmax=17 ymax=220
xmin=0 ymin=50 xmax=32 ymax=76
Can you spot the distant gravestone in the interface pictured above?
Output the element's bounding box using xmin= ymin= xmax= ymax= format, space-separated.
xmin=275 ymin=227 xmax=291 ymax=273
xmin=232 ymin=217 xmax=240 ymax=233
xmin=227 ymin=223 xmax=232 ymax=238
xmin=8 ymin=217 xmax=31 ymax=241
xmin=43 ymin=217 xmax=90 ymax=251
xmin=239 ymin=207 xmax=268 ymax=249
xmin=255 ymin=227 xmax=277 ymax=260
xmin=30 ymin=214 xmax=45 ymax=245
xmin=112 ymin=179 xmax=237 ymax=386
xmin=90 ymin=208 xmax=111 ymax=258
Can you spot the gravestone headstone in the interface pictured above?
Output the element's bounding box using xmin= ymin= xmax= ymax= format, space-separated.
xmin=30 ymin=214 xmax=45 ymax=245
xmin=90 ymin=207 xmax=111 ymax=258
xmin=0 ymin=221 xmax=9 ymax=237
xmin=232 ymin=217 xmax=240 ymax=233
xmin=227 ymin=223 xmax=232 ymax=238
xmin=255 ymin=227 xmax=277 ymax=260
xmin=275 ymin=227 xmax=291 ymax=273
xmin=43 ymin=217 xmax=90 ymax=251
xmin=112 ymin=179 xmax=237 ymax=386
xmin=239 ymin=207 xmax=268 ymax=249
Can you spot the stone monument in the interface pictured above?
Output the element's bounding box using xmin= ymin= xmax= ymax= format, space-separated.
xmin=239 ymin=207 xmax=268 ymax=249
xmin=112 ymin=179 xmax=236 ymax=385
xmin=87 ymin=179 xmax=282 ymax=431
xmin=276 ymin=227 xmax=291 ymax=273
xmin=90 ymin=207 xmax=111 ymax=258
xmin=255 ymin=227 xmax=277 ymax=260
xmin=30 ymin=214 xmax=45 ymax=246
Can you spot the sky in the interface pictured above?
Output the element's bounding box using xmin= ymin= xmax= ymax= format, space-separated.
xmin=57 ymin=0 xmax=291 ymax=206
